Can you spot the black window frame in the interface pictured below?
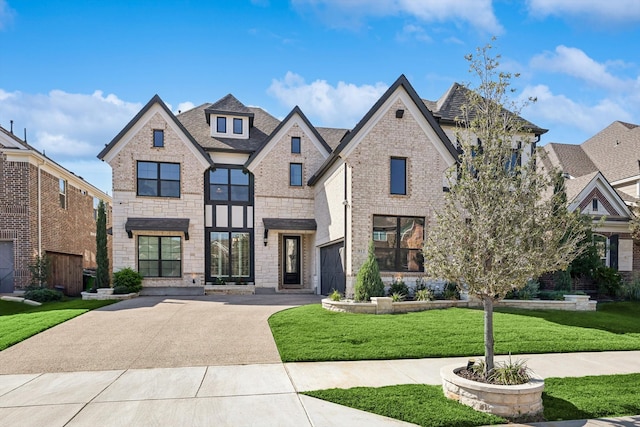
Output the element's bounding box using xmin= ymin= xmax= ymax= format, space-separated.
xmin=390 ymin=157 xmax=406 ymax=195
xmin=592 ymin=198 xmax=598 ymax=211
xmin=153 ymin=129 xmax=164 ymax=147
xmin=137 ymin=161 xmax=181 ymax=198
xmin=138 ymin=235 xmax=182 ymax=278
xmin=290 ymin=163 xmax=303 ymax=187
xmin=216 ymin=116 xmax=227 ymax=133
xmin=372 ymin=215 xmax=425 ymax=272
xmin=233 ymin=118 xmax=243 ymax=134
xmin=207 ymin=167 xmax=252 ymax=203
xmin=291 ymin=136 xmax=301 ymax=154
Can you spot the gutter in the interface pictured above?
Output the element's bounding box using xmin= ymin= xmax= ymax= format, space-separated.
xmin=343 ymin=163 xmax=348 ymax=288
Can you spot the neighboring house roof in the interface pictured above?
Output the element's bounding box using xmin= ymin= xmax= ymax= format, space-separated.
xmin=317 ymin=127 xmax=349 ymax=150
xmin=177 ymin=103 xmax=280 ymax=153
xmin=308 ymin=74 xmax=459 ymax=186
xmin=423 ymin=82 xmax=548 ymax=136
xmin=1 ymin=125 xmax=111 ymax=200
xmin=98 ymin=95 xmax=214 ymax=167
xmin=542 ymin=143 xmax=598 ymax=178
xmin=564 ymin=171 xmax=632 ymax=219
xmin=581 ymin=121 xmax=640 ymax=183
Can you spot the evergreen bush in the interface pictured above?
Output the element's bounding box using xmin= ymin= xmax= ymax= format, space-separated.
xmin=354 ymin=241 xmax=384 ymax=302
xmin=24 ymin=287 xmax=62 ymax=302
xmin=112 ymin=267 xmax=143 ymax=294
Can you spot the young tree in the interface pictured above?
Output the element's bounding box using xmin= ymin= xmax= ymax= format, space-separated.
xmin=422 ymin=42 xmax=588 ymax=375
xmin=95 ymin=200 xmax=110 ymax=289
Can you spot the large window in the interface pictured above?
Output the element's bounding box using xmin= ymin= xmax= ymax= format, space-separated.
xmin=210 ymin=231 xmax=250 ymax=278
xmin=209 ymin=168 xmax=250 ymax=202
xmin=137 ymin=161 xmax=180 ymax=198
xmin=290 ymin=163 xmax=303 ymax=186
xmin=138 ymin=236 xmax=181 ymax=277
xmin=390 ymin=157 xmax=406 ymax=195
xmin=373 ymin=215 xmax=424 ymax=272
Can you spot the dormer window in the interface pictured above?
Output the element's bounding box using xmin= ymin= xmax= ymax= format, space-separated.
xmin=233 ymin=118 xmax=243 ymax=134
xmin=217 ymin=117 xmax=227 ymax=133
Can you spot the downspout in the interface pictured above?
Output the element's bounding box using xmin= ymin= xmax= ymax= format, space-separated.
xmin=37 ymin=159 xmax=43 ymax=257
xmin=343 ymin=162 xmax=348 ymax=289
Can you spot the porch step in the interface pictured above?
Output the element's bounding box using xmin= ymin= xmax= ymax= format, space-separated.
xmin=278 ymin=288 xmax=316 ymax=294
xmin=204 ymin=285 xmax=255 ymax=295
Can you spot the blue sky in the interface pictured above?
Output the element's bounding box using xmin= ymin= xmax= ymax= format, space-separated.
xmin=1 ymin=0 xmax=640 ymax=194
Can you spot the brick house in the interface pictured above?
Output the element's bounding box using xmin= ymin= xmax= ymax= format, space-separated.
xmin=0 ymin=125 xmax=112 ymax=295
xmin=99 ymin=75 xmax=545 ymax=296
xmin=541 ymin=121 xmax=640 ymax=284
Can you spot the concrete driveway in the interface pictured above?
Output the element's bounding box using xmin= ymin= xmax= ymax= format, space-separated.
xmin=0 ymin=294 xmax=321 ymax=374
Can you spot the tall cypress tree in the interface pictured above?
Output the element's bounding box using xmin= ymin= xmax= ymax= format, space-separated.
xmin=95 ymin=200 xmax=110 ymax=289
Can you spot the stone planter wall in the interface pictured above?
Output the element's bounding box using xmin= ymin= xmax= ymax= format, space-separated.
xmin=440 ymin=363 xmax=544 ymax=419
xmin=322 ymin=294 xmax=596 ymax=314
xmin=81 ymin=291 xmax=138 ymax=301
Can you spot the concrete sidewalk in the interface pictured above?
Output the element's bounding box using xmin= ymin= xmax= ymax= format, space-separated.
xmin=1 ymin=351 xmax=639 ymax=426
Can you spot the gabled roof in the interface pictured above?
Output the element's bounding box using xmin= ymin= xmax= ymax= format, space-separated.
xmin=98 ymin=95 xmax=213 ymax=167
xmin=423 ymin=82 xmax=548 ymax=136
xmin=245 ymin=106 xmax=332 ymax=169
xmin=0 ymin=125 xmax=30 ymax=149
xmin=204 ymin=94 xmax=255 ymax=124
xmin=178 ymin=104 xmax=279 ymax=153
xmin=564 ymin=171 xmax=631 ymax=219
xmin=308 ymin=74 xmax=459 ymax=186
xmin=581 ymin=121 xmax=640 ymax=183
xmin=542 ymin=143 xmax=598 ymax=178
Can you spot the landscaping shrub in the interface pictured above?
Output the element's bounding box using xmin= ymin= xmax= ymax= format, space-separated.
xmin=329 ymin=289 xmax=342 ymax=301
xmin=415 ymin=288 xmax=434 ymax=301
xmin=441 ymin=282 xmax=460 ymax=300
xmin=619 ymin=275 xmax=640 ymax=301
xmin=594 ymin=266 xmax=622 ymax=297
xmin=112 ymin=267 xmax=143 ymax=294
xmin=387 ymin=276 xmax=408 ymax=298
xmin=24 ymin=287 xmax=63 ymax=303
xmin=354 ymin=242 xmax=385 ymax=302
xmin=539 ymin=290 xmax=566 ymax=301
xmin=506 ymin=279 xmax=540 ymax=300
xmin=553 ymin=268 xmax=572 ymax=292
xmin=390 ymin=292 xmax=405 ymax=302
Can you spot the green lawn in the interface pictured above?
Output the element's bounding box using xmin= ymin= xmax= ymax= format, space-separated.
xmin=0 ymin=299 xmax=116 ymax=350
xmin=269 ymin=302 xmax=640 ymax=362
xmin=304 ymin=373 xmax=640 ymax=427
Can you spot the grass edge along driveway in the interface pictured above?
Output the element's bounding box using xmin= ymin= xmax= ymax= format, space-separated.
xmin=0 ymin=299 xmax=116 ymax=351
xmin=303 ymin=373 xmax=640 ymax=427
xmin=269 ymin=301 xmax=640 ymax=362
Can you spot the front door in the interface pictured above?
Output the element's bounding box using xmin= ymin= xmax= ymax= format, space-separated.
xmin=283 ymin=236 xmax=301 ymax=285
xmin=0 ymin=241 xmax=14 ymax=293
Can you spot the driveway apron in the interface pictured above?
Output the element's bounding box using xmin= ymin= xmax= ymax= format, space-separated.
xmin=0 ymin=294 xmax=321 ymax=374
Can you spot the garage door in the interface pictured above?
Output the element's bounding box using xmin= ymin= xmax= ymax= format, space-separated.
xmin=0 ymin=241 xmax=14 ymax=293
xmin=320 ymin=242 xmax=345 ymax=295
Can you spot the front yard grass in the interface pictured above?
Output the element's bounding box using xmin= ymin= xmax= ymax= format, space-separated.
xmin=0 ymin=299 xmax=116 ymax=350
xmin=269 ymin=301 xmax=640 ymax=362
xmin=304 ymin=373 xmax=640 ymax=427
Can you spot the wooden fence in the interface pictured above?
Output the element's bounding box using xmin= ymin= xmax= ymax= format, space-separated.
xmin=47 ymin=252 xmax=83 ymax=296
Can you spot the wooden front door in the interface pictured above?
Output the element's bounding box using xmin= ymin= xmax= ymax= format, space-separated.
xmin=283 ymin=236 xmax=301 ymax=285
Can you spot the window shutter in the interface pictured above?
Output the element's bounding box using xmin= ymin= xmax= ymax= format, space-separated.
xmin=609 ymin=234 xmax=619 ymax=270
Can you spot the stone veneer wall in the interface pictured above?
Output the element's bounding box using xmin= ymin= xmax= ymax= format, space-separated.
xmin=108 ymin=111 xmax=207 ymax=287
xmin=345 ymin=97 xmax=450 ymax=294
xmin=252 ymin=122 xmax=328 ymax=290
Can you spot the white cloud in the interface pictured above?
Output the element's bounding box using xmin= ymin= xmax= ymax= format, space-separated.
xmin=0 ymin=89 xmax=141 ymax=192
xmin=519 ymin=84 xmax=634 ymax=141
xmin=292 ymin=0 xmax=503 ymax=33
xmin=527 ymin=0 xmax=640 ymax=24
xmin=530 ymin=46 xmax=626 ymax=91
xmin=0 ymin=0 xmax=15 ymax=31
xmin=267 ymin=72 xmax=389 ymax=128
xmin=177 ymin=101 xmax=196 ymax=114
xmin=396 ymin=24 xmax=432 ymax=43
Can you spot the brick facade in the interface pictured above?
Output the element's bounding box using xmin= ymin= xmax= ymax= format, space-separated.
xmin=0 ymin=138 xmax=112 ymax=290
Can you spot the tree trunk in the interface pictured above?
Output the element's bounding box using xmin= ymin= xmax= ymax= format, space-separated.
xmin=482 ymin=295 xmax=495 ymax=376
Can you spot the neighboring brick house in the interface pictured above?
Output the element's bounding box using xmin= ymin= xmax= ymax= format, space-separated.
xmin=0 ymin=125 xmax=112 ymax=295
xmin=99 ymin=75 xmax=545 ymax=296
xmin=541 ymin=122 xmax=640 ymax=284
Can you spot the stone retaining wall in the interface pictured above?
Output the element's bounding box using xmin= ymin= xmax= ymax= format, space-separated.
xmin=322 ymin=294 xmax=596 ymax=314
